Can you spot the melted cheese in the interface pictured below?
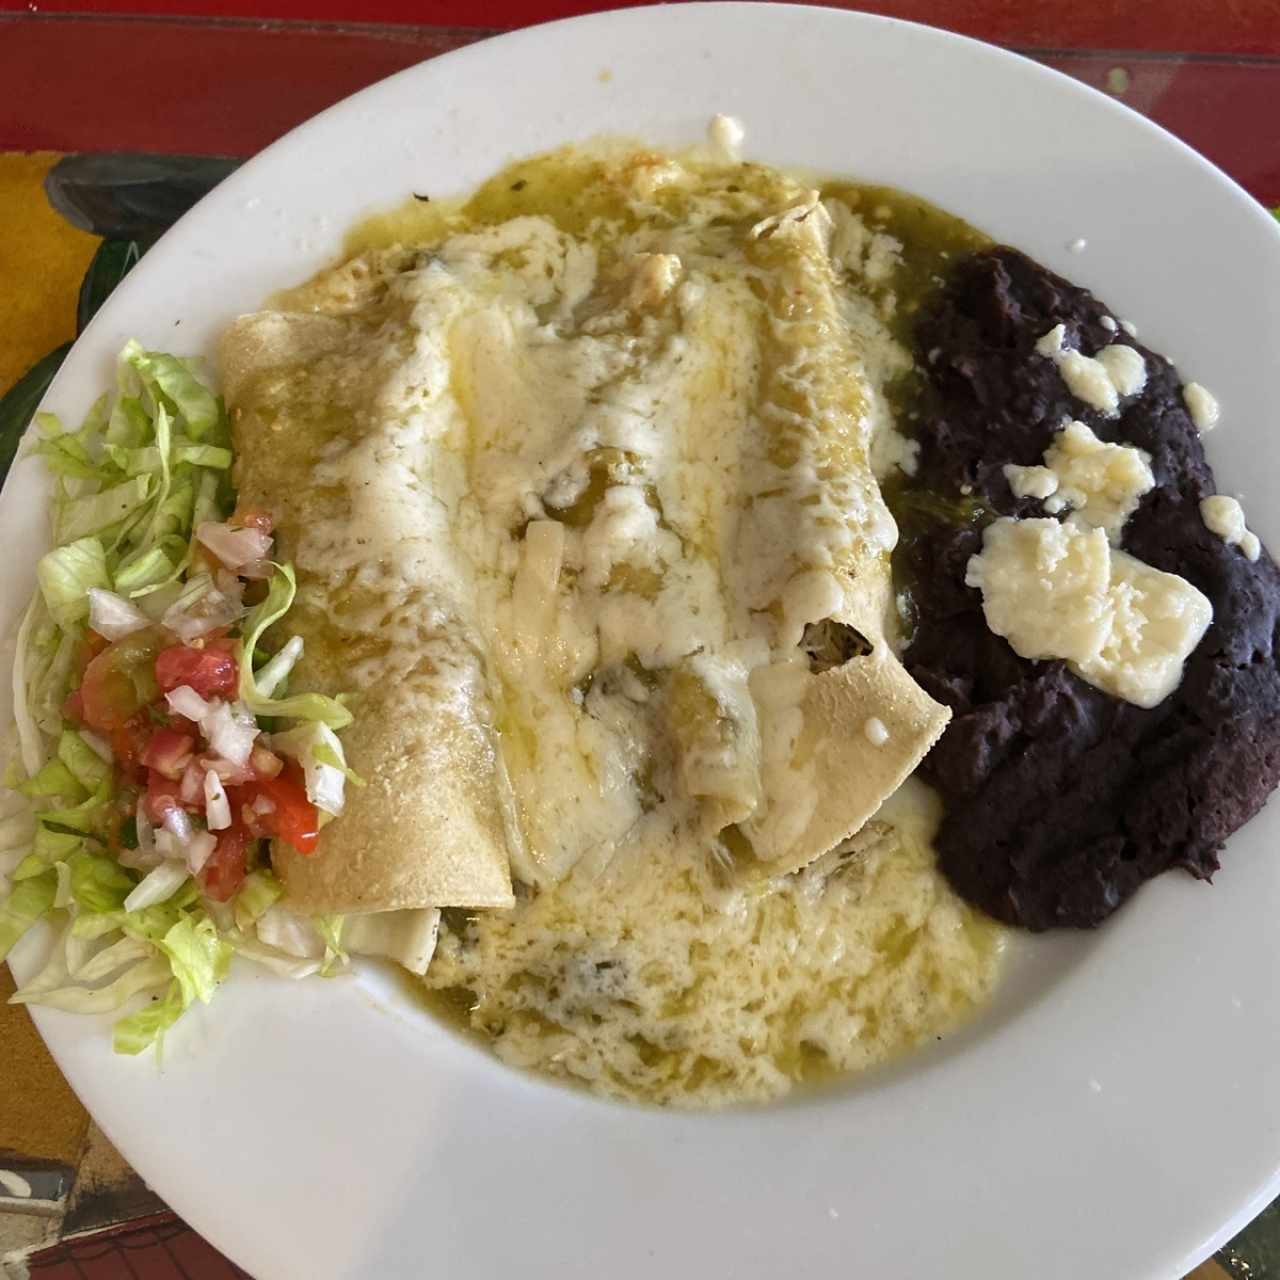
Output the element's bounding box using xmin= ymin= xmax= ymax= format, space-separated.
xmin=1040 ymin=420 xmax=1154 ymax=540
xmin=225 ymin=140 xmax=991 ymax=1105
xmin=1201 ymin=494 xmax=1261 ymax=561
xmin=425 ymin=778 xmax=1004 ymax=1108
xmin=1073 ymin=549 xmax=1214 ymax=708
xmin=967 ymin=516 xmax=1212 ymax=709
xmin=966 ymin=517 xmax=1114 ymax=666
xmin=280 ymin=148 xmax=948 ymax=887
xmin=1035 ymin=326 xmax=1146 ymax=416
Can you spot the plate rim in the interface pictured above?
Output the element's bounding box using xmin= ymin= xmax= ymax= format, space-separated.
xmin=6 ymin=6 xmax=1280 ymax=1278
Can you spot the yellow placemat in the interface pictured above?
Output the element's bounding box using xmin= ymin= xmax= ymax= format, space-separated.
xmin=0 ymin=152 xmax=98 ymax=395
xmin=0 ymin=151 xmax=96 ymax=1167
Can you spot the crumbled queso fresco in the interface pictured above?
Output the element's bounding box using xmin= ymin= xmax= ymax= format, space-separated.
xmin=1005 ymin=419 xmax=1154 ymax=540
xmin=1034 ymin=324 xmax=1147 ymax=415
xmin=1202 ymin=494 xmax=1261 ymax=561
xmin=1183 ymin=381 xmax=1221 ymax=433
xmin=971 ymin=323 xmax=1212 ymax=710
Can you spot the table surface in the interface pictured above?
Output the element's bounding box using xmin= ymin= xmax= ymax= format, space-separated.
xmin=0 ymin=6 xmax=1276 ymax=1279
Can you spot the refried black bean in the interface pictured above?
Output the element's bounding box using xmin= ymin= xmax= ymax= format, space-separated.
xmin=900 ymin=247 xmax=1280 ymax=930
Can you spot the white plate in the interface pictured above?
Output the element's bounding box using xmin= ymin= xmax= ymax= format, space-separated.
xmin=6 ymin=6 xmax=1280 ymax=1277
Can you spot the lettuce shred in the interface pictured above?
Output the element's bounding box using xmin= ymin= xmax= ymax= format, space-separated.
xmin=1 ymin=343 xmax=239 ymax=1052
xmin=2 ymin=340 xmax=380 ymax=1057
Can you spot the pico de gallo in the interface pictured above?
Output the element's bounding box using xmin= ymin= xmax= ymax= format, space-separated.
xmin=0 ymin=342 xmax=430 ymax=1055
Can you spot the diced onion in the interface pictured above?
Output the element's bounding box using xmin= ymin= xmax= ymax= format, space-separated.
xmin=238 ymin=558 xmax=274 ymax=581
xmin=166 ymin=684 xmax=211 ymax=722
xmin=251 ymin=794 xmax=276 ymax=815
xmin=123 ymin=861 xmax=190 ymax=912
xmin=202 ymin=701 xmax=259 ymax=769
xmin=203 ymin=756 xmax=254 ymax=785
xmin=309 ymin=764 xmax=345 ymax=818
xmin=154 ymin=829 xmax=183 ymax=861
xmin=250 ymin=744 xmax=283 ymax=779
xmin=196 ymin=521 xmax=273 ymax=571
xmin=136 ymin=580 xmax=184 ymax=623
xmin=180 ymin=762 xmax=204 ymax=805
xmin=117 ymin=843 xmax=162 ymax=872
xmin=87 ymin=588 xmax=151 ymax=640
xmin=162 ymin=807 xmax=193 ymax=845
xmin=214 ymin=570 xmax=247 ymax=609
xmin=119 ymin=798 xmax=161 ymax=870
xmin=203 ymin=770 xmax=231 ymax=831
xmin=186 ymin=829 xmax=217 ymax=875
xmin=161 ymin=573 xmax=244 ymax=642
xmin=271 ymin=722 xmax=347 ymax=816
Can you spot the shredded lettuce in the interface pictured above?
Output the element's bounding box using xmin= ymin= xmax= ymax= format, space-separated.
xmin=314 ymin=913 xmax=347 ymax=977
xmin=225 ymin=932 xmax=322 ymax=981
xmin=10 ymin=955 xmax=172 ymax=1014
xmin=158 ymin=916 xmax=230 ymax=1006
xmin=72 ymin=885 xmax=198 ymax=943
xmin=57 ymin=730 xmax=112 ymax=791
xmin=18 ymin=757 xmax=80 ymax=798
xmin=68 ymin=851 xmax=136 ymax=914
xmin=10 ymin=600 xmax=45 ymax=776
xmin=38 ymin=783 xmax=111 ymax=836
xmin=74 ymin=933 xmax=156 ymax=983
xmin=0 ymin=870 xmax=57 ymax=961
xmin=314 ymin=739 xmax=365 ymax=788
xmin=256 ymin=903 xmax=325 ymax=959
xmin=16 ymin=826 xmax=83 ymax=877
xmin=36 ymin=537 xmax=110 ymax=628
xmin=113 ymin=545 xmax=176 ymax=596
xmin=29 ymin=625 xmax=80 ymax=739
xmin=121 ymin=342 xmax=224 ymax=441
xmin=233 ymin=869 xmax=284 ymax=931
xmin=239 ymin=566 xmax=352 ymax=728
xmin=57 ymin=475 xmax=154 ymax=543
xmin=113 ymin=979 xmax=185 ymax=1055
xmin=33 ymin=344 xmax=235 ymax=614
xmin=52 ymin=859 xmax=73 ymax=909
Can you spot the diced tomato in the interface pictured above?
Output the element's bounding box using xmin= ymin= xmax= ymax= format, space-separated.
xmin=79 ymin=630 xmax=162 ymax=732
xmin=141 ymin=727 xmax=196 ymax=780
xmin=78 ymin=629 xmax=110 ymax=671
xmin=232 ymin=509 xmax=274 ymax=536
xmin=63 ymin=688 xmax=85 ymax=724
xmin=230 ymin=760 xmax=319 ymax=855
xmin=155 ymin=642 xmax=238 ymax=699
xmin=201 ymin=823 xmax=253 ymax=902
xmin=168 ymin=713 xmax=200 ymax=738
xmin=143 ymin=771 xmax=197 ymax=824
xmin=108 ymin=715 xmax=152 ymax=784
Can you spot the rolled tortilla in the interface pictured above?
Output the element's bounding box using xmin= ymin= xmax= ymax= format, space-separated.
xmin=728 ymin=191 xmax=950 ymax=873
xmin=219 ymin=278 xmax=515 ymax=913
xmin=215 ymin=153 xmax=948 ymax=908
